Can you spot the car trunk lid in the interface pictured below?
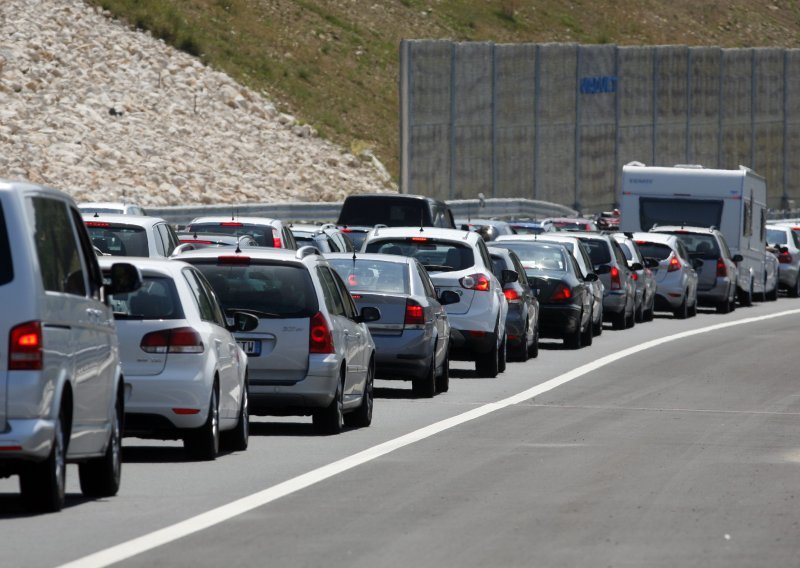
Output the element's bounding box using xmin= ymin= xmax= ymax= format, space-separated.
xmin=234 ymin=317 xmax=310 ymax=383
xmin=351 ymin=292 xmax=410 ymax=336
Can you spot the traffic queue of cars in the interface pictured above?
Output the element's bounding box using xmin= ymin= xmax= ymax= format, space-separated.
xmin=0 ymin=184 xmax=789 ymax=513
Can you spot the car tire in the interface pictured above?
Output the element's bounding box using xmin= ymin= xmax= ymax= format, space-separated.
xmin=789 ymin=275 xmax=800 ymax=298
xmin=592 ymin=312 xmax=604 ymax=335
xmin=346 ymin=361 xmax=374 ymax=428
xmin=716 ymin=297 xmax=731 ymax=314
xmin=79 ymin=396 xmax=122 ymax=498
xmin=564 ymin=312 xmax=583 ymax=349
xmin=528 ymin=325 xmax=539 ymax=359
xmin=767 ymin=283 xmax=779 ymax=301
xmin=221 ymin=383 xmax=249 ymax=452
xmin=20 ymin=405 xmax=67 ymax=513
xmin=612 ymin=307 xmax=626 ymax=330
xmin=475 ymin=337 xmax=500 ymax=378
xmin=644 ymin=296 xmax=655 ymax=321
xmin=498 ymin=335 xmax=507 ymax=374
xmin=674 ymin=294 xmax=689 ymax=319
xmin=184 ymin=389 xmax=219 ymax=460
xmin=688 ymin=297 xmax=697 ymax=317
xmin=435 ymin=348 xmax=450 ymax=393
xmin=581 ymin=309 xmax=593 ymax=347
xmin=738 ymin=281 xmax=753 ymax=307
xmin=412 ymin=356 xmax=436 ymax=398
xmin=634 ymin=300 xmax=644 ymax=323
xmin=625 ymin=302 xmax=636 ymax=328
xmin=513 ymin=326 xmax=530 ymax=363
xmin=313 ymin=372 xmax=345 ymax=434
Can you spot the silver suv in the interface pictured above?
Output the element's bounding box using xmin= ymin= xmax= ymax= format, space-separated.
xmin=0 ymin=180 xmax=141 ymax=512
xmin=179 ymin=247 xmax=379 ymax=434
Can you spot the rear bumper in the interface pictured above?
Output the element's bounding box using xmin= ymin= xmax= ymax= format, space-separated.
xmin=539 ymin=304 xmax=581 ymax=338
xmin=248 ymin=354 xmax=340 ymax=415
xmin=602 ymin=290 xmax=627 ymax=315
xmin=373 ymin=330 xmax=434 ymax=380
xmin=778 ymin=264 xmax=799 ymax=288
xmin=697 ymin=278 xmax=731 ymax=304
xmin=0 ymin=418 xmax=55 ymax=467
xmin=449 ymin=328 xmax=498 ymax=360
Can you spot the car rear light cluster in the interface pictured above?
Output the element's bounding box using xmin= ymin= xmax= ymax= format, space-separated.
xmin=610 ymin=266 xmax=622 ymax=290
xmin=272 ymin=228 xmax=282 ymax=248
xmin=778 ymin=251 xmax=793 ymax=264
xmin=9 ymin=321 xmax=43 ymax=370
xmin=550 ymin=283 xmax=572 ymax=302
xmin=460 ymin=273 xmax=490 ymax=292
xmin=667 ymin=255 xmax=681 ymax=272
xmin=503 ymin=288 xmax=521 ymax=303
xmin=716 ymin=257 xmax=727 ymax=277
xmin=309 ymin=311 xmax=334 ymax=354
xmin=141 ymin=327 xmax=204 ymax=354
xmin=404 ymin=299 xmax=425 ymax=328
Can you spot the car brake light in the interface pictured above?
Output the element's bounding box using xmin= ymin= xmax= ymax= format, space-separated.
xmin=272 ymin=228 xmax=282 ymax=248
xmin=220 ymin=222 xmax=243 ymax=227
xmin=410 ymin=237 xmax=428 ymax=242
xmin=9 ymin=321 xmax=43 ymax=370
xmin=309 ymin=311 xmax=334 ymax=354
xmin=550 ymin=283 xmax=572 ymax=302
xmin=218 ymin=255 xmax=251 ymax=265
xmin=635 ymin=240 xmax=648 ymax=245
xmin=667 ymin=256 xmax=681 ymax=272
xmin=610 ymin=266 xmax=621 ymax=289
xmin=85 ymin=221 xmax=111 ymax=228
xmin=141 ymin=327 xmax=204 ymax=354
xmin=778 ymin=251 xmax=792 ymax=264
xmin=716 ymin=257 xmax=727 ymax=277
xmin=503 ymin=288 xmax=520 ymax=302
xmin=631 ymin=272 xmax=638 ymax=281
xmin=404 ymin=299 xmax=425 ymax=327
xmin=340 ymin=228 xmax=352 ymax=233
xmin=460 ymin=273 xmax=491 ymax=291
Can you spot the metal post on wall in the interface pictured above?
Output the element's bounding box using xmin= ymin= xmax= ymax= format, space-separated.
xmin=718 ymin=51 xmax=724 ymax=168
xmin=686 ymin=48 xmax=692 ymax=164
xmin=448 ymin=43 xmax=457 ymax=200
xmin=533 ymin=44 xmax=541 ymax=201
xmin=613 ymin=46 xmax=621 ymax=208
xmin=751 ymin=48 xmax=757 ymax=170
xmin=491 ymin=43 xmax=497 ymax=198
xmin=574 ymin=46 xmax=582 ymax=212
xmin=652 ymin=48 xmax=659 ymax=165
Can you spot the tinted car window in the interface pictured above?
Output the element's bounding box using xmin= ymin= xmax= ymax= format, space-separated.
xmin=767 ymin=228 xmax=787 ymax=245
xmin=639 ymin=198 xmax=723 ymax=231
xmin=636 ymin=242 xmax=673 ymax=260
xmin=192 ymin=261 xmax=318 ymax=318
xmin=109 ymin=276 xmax=184 ymax=319
xmin=494 ymin=242 xmax=569 ymax=273
xmin=85 ymin=222 xmax=150 ymax=256
xmin=662 ymin=232 xmax=720 ymax=258
xmin=329 ymin=259 xmax=409 ymax=294
xmin=317 ymin=266 xmax=346 ymax=316
xmin=31 ymin=196 xmax=86 ymax=296
xmin=0 ymin=202 xmax=12 ymax=286
xmin=617 ymin=242 xmax=634 ymax=261
xmin=365 ymin=238 xmax=475 ymax=272
xmin=186 ymin=222 xmax=275 ymax=247
xmin=577 ymin=238 xmax=612 ymax=265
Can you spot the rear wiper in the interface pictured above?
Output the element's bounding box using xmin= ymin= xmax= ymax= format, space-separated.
xmin=225 ymin=307 xmax=282 ymax=318
xmin=423 ymin=264 xmax=455 ymax=272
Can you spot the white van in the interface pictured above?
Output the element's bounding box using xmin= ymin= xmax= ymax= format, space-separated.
xmin=619 ymin=162 xmax=768 ymax=303
xmin=0 ymin=179 xmax=141 ymax=512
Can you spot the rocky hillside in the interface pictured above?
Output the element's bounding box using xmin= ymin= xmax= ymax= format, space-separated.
xmin=0 ymin=0 xmax=393 ymax=207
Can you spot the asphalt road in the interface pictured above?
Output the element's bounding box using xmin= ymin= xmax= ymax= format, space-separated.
xmin=3 ymin=299 xmax=800 ymax=568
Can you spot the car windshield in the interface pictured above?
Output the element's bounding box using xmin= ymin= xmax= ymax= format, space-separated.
xmin=191 ymin=261 xmax=318 ymax=318
xmin=493 ymin=242 xmax=568 ymax=273
xmin=635 ymin=241 xmax=673 ymax=260
xmin=365 ymin=238 xmax=474 ymax=272
xmin=329 ymin=259 xmax=409 ymax=294
xmin=186 ymin=222 xmax=275 ymax=247
xmin=767 ymin=228 xmax=787 ymax=245
xmin=577 ymin=238 xmax=612 ymax=265
xmin=662 ymin=232 xmax=720 ymax=259
xmin=108 ymin=276 xmax=184 ymax=319
xmin=85 ymin=222 xmax=149 ymax=256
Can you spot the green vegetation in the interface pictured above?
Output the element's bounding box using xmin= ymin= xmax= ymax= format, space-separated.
xmin=88 ymin=0 xmax=800 ymax=181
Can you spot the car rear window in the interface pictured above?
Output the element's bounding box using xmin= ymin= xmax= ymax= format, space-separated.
xmin=329 ymin=259 xmax=409 ymax=294
xmin=635 ymin=242 xmax=673 ymax=260
xmin=186 ymin=222 xmax=275 ymax=247
xmin=338 ymin=197 xmax=429 ymax=227
xmin=365 ymin=238 xmax=475 ymax=272
xmin=0 ymin=202 xmax=12 ymax=286
xmin=577 ymin=238 xmax=612 ymax=265
xmin=86 ymin=222 xmax=149 ymax=256
xmin=108 ymin=276 xmax=184 ymax=319
xmin=190 ymin=261 xmax=318 ymax=318
xmin=661 ymin=232 xmax=720 ymax=258
xmin=493 ymin=242 xmax=568 ymax=273
xmin=510 ymin=224 xmax=546 ymax=235
xmin=552 ymin=220 xmax=590 ymax=231
xmin=767 ymin=228 xmax=787 ymax=245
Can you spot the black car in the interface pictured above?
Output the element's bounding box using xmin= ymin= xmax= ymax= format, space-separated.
xmin=488 ymin=246 xmax=539 ymax=361
xmin=493 ymin=241 xmax=596 ymax=349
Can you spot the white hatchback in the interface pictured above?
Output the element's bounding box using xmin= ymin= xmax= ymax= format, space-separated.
xmin=363 ymin=227 xmax=509 ymax=378
xmin=84 ymin=213 xmax=180 ymax=258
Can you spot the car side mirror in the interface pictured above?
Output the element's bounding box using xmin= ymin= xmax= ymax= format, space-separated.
xmin=584 ymin=272 xmax=599 ymax=282
xmin=501 ymin=269 xmax=518 ymax=285
xmin=691 ymin=258 xmax=704 ymax=270
xmin=594 ymin=264 xmax=611 ymax=275
xmin=644 ymin=257 xmax=660 ymax=269
xmin=356 ymin=306 xmax=381 ymax=323
xmin=228 ymin=311 xmax=260 ymax=332
xmin=780 ymin=246 xmax=789 ymax=254
xmin=732 ymin=254 xmax=744 ymax=263
xmin=629 ymin=262 xmax=644 ymax=271
xmin=105 ymin=262 xmax=142 ymax=295
xmin=439 ymin=290 xmax=461 ymax=305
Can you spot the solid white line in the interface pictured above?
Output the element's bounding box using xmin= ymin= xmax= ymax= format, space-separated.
xmin=57 ymin=308 xmax=800 ymax=568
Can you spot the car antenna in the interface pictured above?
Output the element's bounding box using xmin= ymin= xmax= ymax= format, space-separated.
xmin=420 ymin=209 xmax=424 ymax=233
xmin=93 ymin=211 xmax=99 ymax=218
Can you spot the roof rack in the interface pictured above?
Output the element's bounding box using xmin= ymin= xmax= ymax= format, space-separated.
xmin=296 ymin=245 xmax=322 ymax=259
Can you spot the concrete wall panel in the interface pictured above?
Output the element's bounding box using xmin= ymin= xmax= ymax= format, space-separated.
xmin=688 ymin=47 xmax=721 ymax=166
xmin=654 ymin=46 xmax=688 ymax=165
xmin=495 ymin=126 xmax=535 ymax=198
xmin=409 ymin=124 xmax=450 ymax=198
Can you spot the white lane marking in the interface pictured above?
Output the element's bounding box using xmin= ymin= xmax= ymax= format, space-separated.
xmin=58 ymin=308 xmax=800 ymax=568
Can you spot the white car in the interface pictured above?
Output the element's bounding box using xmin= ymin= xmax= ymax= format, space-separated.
xmin=0 ymin=179 xmax=142 ymax=512
xmin=100 ymin=257 xmax=254 ymax=459
xmin=78 ymin=201 xmax=146 ymax=216
xmin=363 ymin=227 xmax=509 ymax=378
xmin=83 ymin=213 xmax=181 ymax=257
xmin=179 ymin=247 xmax=379 ymax=435
xmin=185 ymin=216 xmax=298 ymax=250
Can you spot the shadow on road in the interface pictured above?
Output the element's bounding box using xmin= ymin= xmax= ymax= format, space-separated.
xmin=0 ymin=491 xmax=92 ymax=518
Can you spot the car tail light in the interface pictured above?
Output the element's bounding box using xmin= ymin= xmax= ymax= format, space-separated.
xmin=340 ymin=227 xmax=352 ymax=233
xmin=667 ymin=255 xmax=681 ymax=272
xmin=610 ymin=266 xmax=621 ymax=290
xmin=635 ymin=240 xmax=648 ymax=245
xmin=410 ymin=237 xmax=429 ymax=242
xmin=460 ymin=273 xmax=490 ymax=291
xmin=309 ymin=311 xmax=334 ymax=354
xmin=348 ymin=274 xmax=358 ymax=286
xmin=85 ymin=221 xmax=111 ymax=228
xmin=172 ymin=408 xmax=201 ymax=415
xmin=778 ymin=251 xmax=792 ymax=264
xmin=404 ymin=299 xmax=425 ymax=328
xmin=9 ymin=321 xmax=43 ymax=370
xmin=503 ymin=288 xmax=521 ymax=303
xmin=550 ymin=283 xmax=572 ymax=302
xmin=272 ymin=228 xmax=282 ymax=248
xmin=716 ymin=257 xmax=727 ymax=277
xmin=218 ymin=255 xmax=251 ymax=265
xmin=220 ymin=222 xmax=243 ymax=227
xmin=631 ymin=272 xmax=638 ymax=281
xmin=141 ymin=327 xmax=204 ymax=354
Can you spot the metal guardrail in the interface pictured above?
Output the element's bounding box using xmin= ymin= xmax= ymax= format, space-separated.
xmin=145 ymin=198 xmax=578 ymax=226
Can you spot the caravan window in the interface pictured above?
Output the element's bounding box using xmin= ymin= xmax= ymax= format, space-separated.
xmin=639 ymin=198 xmax=723 ymax=231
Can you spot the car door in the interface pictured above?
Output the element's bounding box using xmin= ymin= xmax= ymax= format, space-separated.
xmin=416 ymin=260 xmax=448 ymax=366
xmin=330 ymin=269 xmax=369 ymax=394
xmin=509 ymin=252 xmax=537 ymax=336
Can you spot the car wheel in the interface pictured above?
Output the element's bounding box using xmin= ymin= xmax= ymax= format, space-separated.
xmin=564 ymin=312 xmax=583 ymax=349
xmin=767 ymin=283 xmax=779 ymax=301
xmin=716 ymin=297 xmax=731 ymax=314
xmin=221 ymin=383 xmax=249 ymax=452
xmin=346 ymin=361 xmax=374 ymax=427
xmin=644 ymin=296 xmax=655 ymax=321
xmin=79 ymin=396 xmax=122 ymax=498
xmin=475 ymin=337 xmax=499 ymax=378
xmin=20 ymin=405 xmax=67 ymax=512
xmin=581 ymin=309 xmax=593 ymax=346
xmin=184 ymin=388 xmax=219 ymax=460
xmin=412 ymin=356 xmax=436 ymax=398
xmin=498 ymin=334 xmax=507 ymax=373
xmin=513 ymin=326 xmax=530 ymax=362
xmin=435 ymin=347 xmax=450 ymax=393
xmin=625 ymin=301 xmax=636 ymax=328
xmin=634 ymin=300 xmax=644 ymax=323
xmin=528 ymin=324 xmax=539 ymax=359
xmin=313 ymin=372 xmax=345 ymax=434
xmin=688 ymin=297 xmax=697 ymax=317
xmin=738 ymin=281 xmax=753 ymax=307
xmin=674 ymin=294 xmax=688 ymax=319
xmin=592 ymin=311 xmax=604 ymax=335
xmin=790 ymin=276 xmax=800 ymax=298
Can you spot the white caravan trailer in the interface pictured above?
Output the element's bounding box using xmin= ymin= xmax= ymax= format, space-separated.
xmin=619 ymin=162 xmax=767 ymax=301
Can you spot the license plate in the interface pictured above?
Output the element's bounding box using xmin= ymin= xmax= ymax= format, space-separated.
xmin=237 ymin=340 xmax=261 ymax=356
